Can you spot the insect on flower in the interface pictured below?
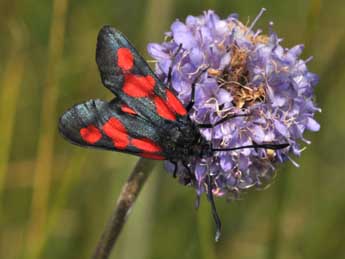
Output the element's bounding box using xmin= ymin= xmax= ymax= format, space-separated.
xmin=59 ymin=20 xmax=291 ymax=240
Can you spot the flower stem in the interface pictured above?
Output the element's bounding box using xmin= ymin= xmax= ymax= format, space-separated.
xmin=266 ymin=171 xmax=288 ymax=259
xmin=92 ymin=158 xmax=156 ymax=259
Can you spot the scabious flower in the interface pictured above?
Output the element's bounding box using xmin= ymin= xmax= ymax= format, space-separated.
xmin=148 ymin=9 xmax=320 ymax=198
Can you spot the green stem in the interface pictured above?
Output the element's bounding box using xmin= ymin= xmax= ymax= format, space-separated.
xmin=92 ymin=158 xmax=156 ymax=259
xmin=266 ymin=171 xmax=288 ymax=259
xmin=197 ymin=197 xmax=217 ymax=259
xmin=0 ymin=23 xmax=25 ymax=218
xmin=25 ymin=0 xmax=69 ymax=257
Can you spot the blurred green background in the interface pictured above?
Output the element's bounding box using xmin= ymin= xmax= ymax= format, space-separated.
xmin=0 ymin=0 xmax=344 ymax=258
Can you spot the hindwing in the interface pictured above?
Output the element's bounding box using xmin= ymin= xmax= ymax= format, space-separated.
xmin=59 ymin=98 xmax=165 ymax=160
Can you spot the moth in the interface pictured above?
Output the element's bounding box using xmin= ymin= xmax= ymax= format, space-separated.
xmin=59 ymin=26 xmax=288 ymax=240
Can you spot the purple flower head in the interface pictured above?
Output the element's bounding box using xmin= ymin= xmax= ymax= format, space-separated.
xmin=148 ymin=9 xmax=320 ymax=198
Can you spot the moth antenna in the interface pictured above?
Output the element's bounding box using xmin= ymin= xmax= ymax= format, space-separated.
xmin=198 ymin=113 xmax=249 ymax=129
xmin=212 ymin=143 xmax=289 ymax=152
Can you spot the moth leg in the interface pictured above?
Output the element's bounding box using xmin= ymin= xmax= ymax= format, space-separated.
xmin=169 ymin=160 xmax=178 ymax=178
xmin=195 ymin=193 xmax=201 ymax=209
xmin=207 ymin=174 xmax=222 ymax=242
xmin=186 ymin=66 xmax=210 ymax=112
xmin=167 ymin=44 xmax=183 ymax=88
xmin=182 ymin=161 xmax=195 ymax=181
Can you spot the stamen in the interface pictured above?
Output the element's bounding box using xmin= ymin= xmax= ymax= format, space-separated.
xmin=253 ymin=29 xmax=263 ymax=38
xmin=287 ymin=155 xmax=300 ymax=167
xmin=268 ymin=21 xmax=274 ymax=35
xmin=247 ymin=8 xmax=267 ymax=33
xmin=305 ymin=56 xmax=313 ymax=64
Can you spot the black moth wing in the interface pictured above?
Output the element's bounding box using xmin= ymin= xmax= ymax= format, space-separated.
xmin=96 ymin=26 xmax=159 ymax=93
xmin=58 ymin=98 xmax=166 ymax=160
xmin=59 ymin=26 xmax=193 ymax=160
xmin=96 ymin=25 xmax=188 ymax=127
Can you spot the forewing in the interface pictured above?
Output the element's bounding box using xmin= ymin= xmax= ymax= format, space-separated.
xmin=96 ymin=25 xmax=187 ymax=125
xmin=58 ymin=98 xmax=165 ymax=160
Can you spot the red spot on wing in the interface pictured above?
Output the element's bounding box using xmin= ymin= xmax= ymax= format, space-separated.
xmin=121 ymin=104 xmax=137 ymax=115
xmin=153 ymin=96 xmax=176 ymax=121
xmin=102 ymin=117 xmax=129 ymax=149
xmin=117 ymin=48 xmax=134 ymax=70
xmin=131 ymin=138 xmax=162 ymax=153
xmin=140 ymin=153 xmax=165 ymax=160
xmin=123 ymin=74 xmax=155 ymax=98
xmin=166 ymin=89 xmax=187 ymax=116
xmin=80 ymin=125 xmax=102 ymax=144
